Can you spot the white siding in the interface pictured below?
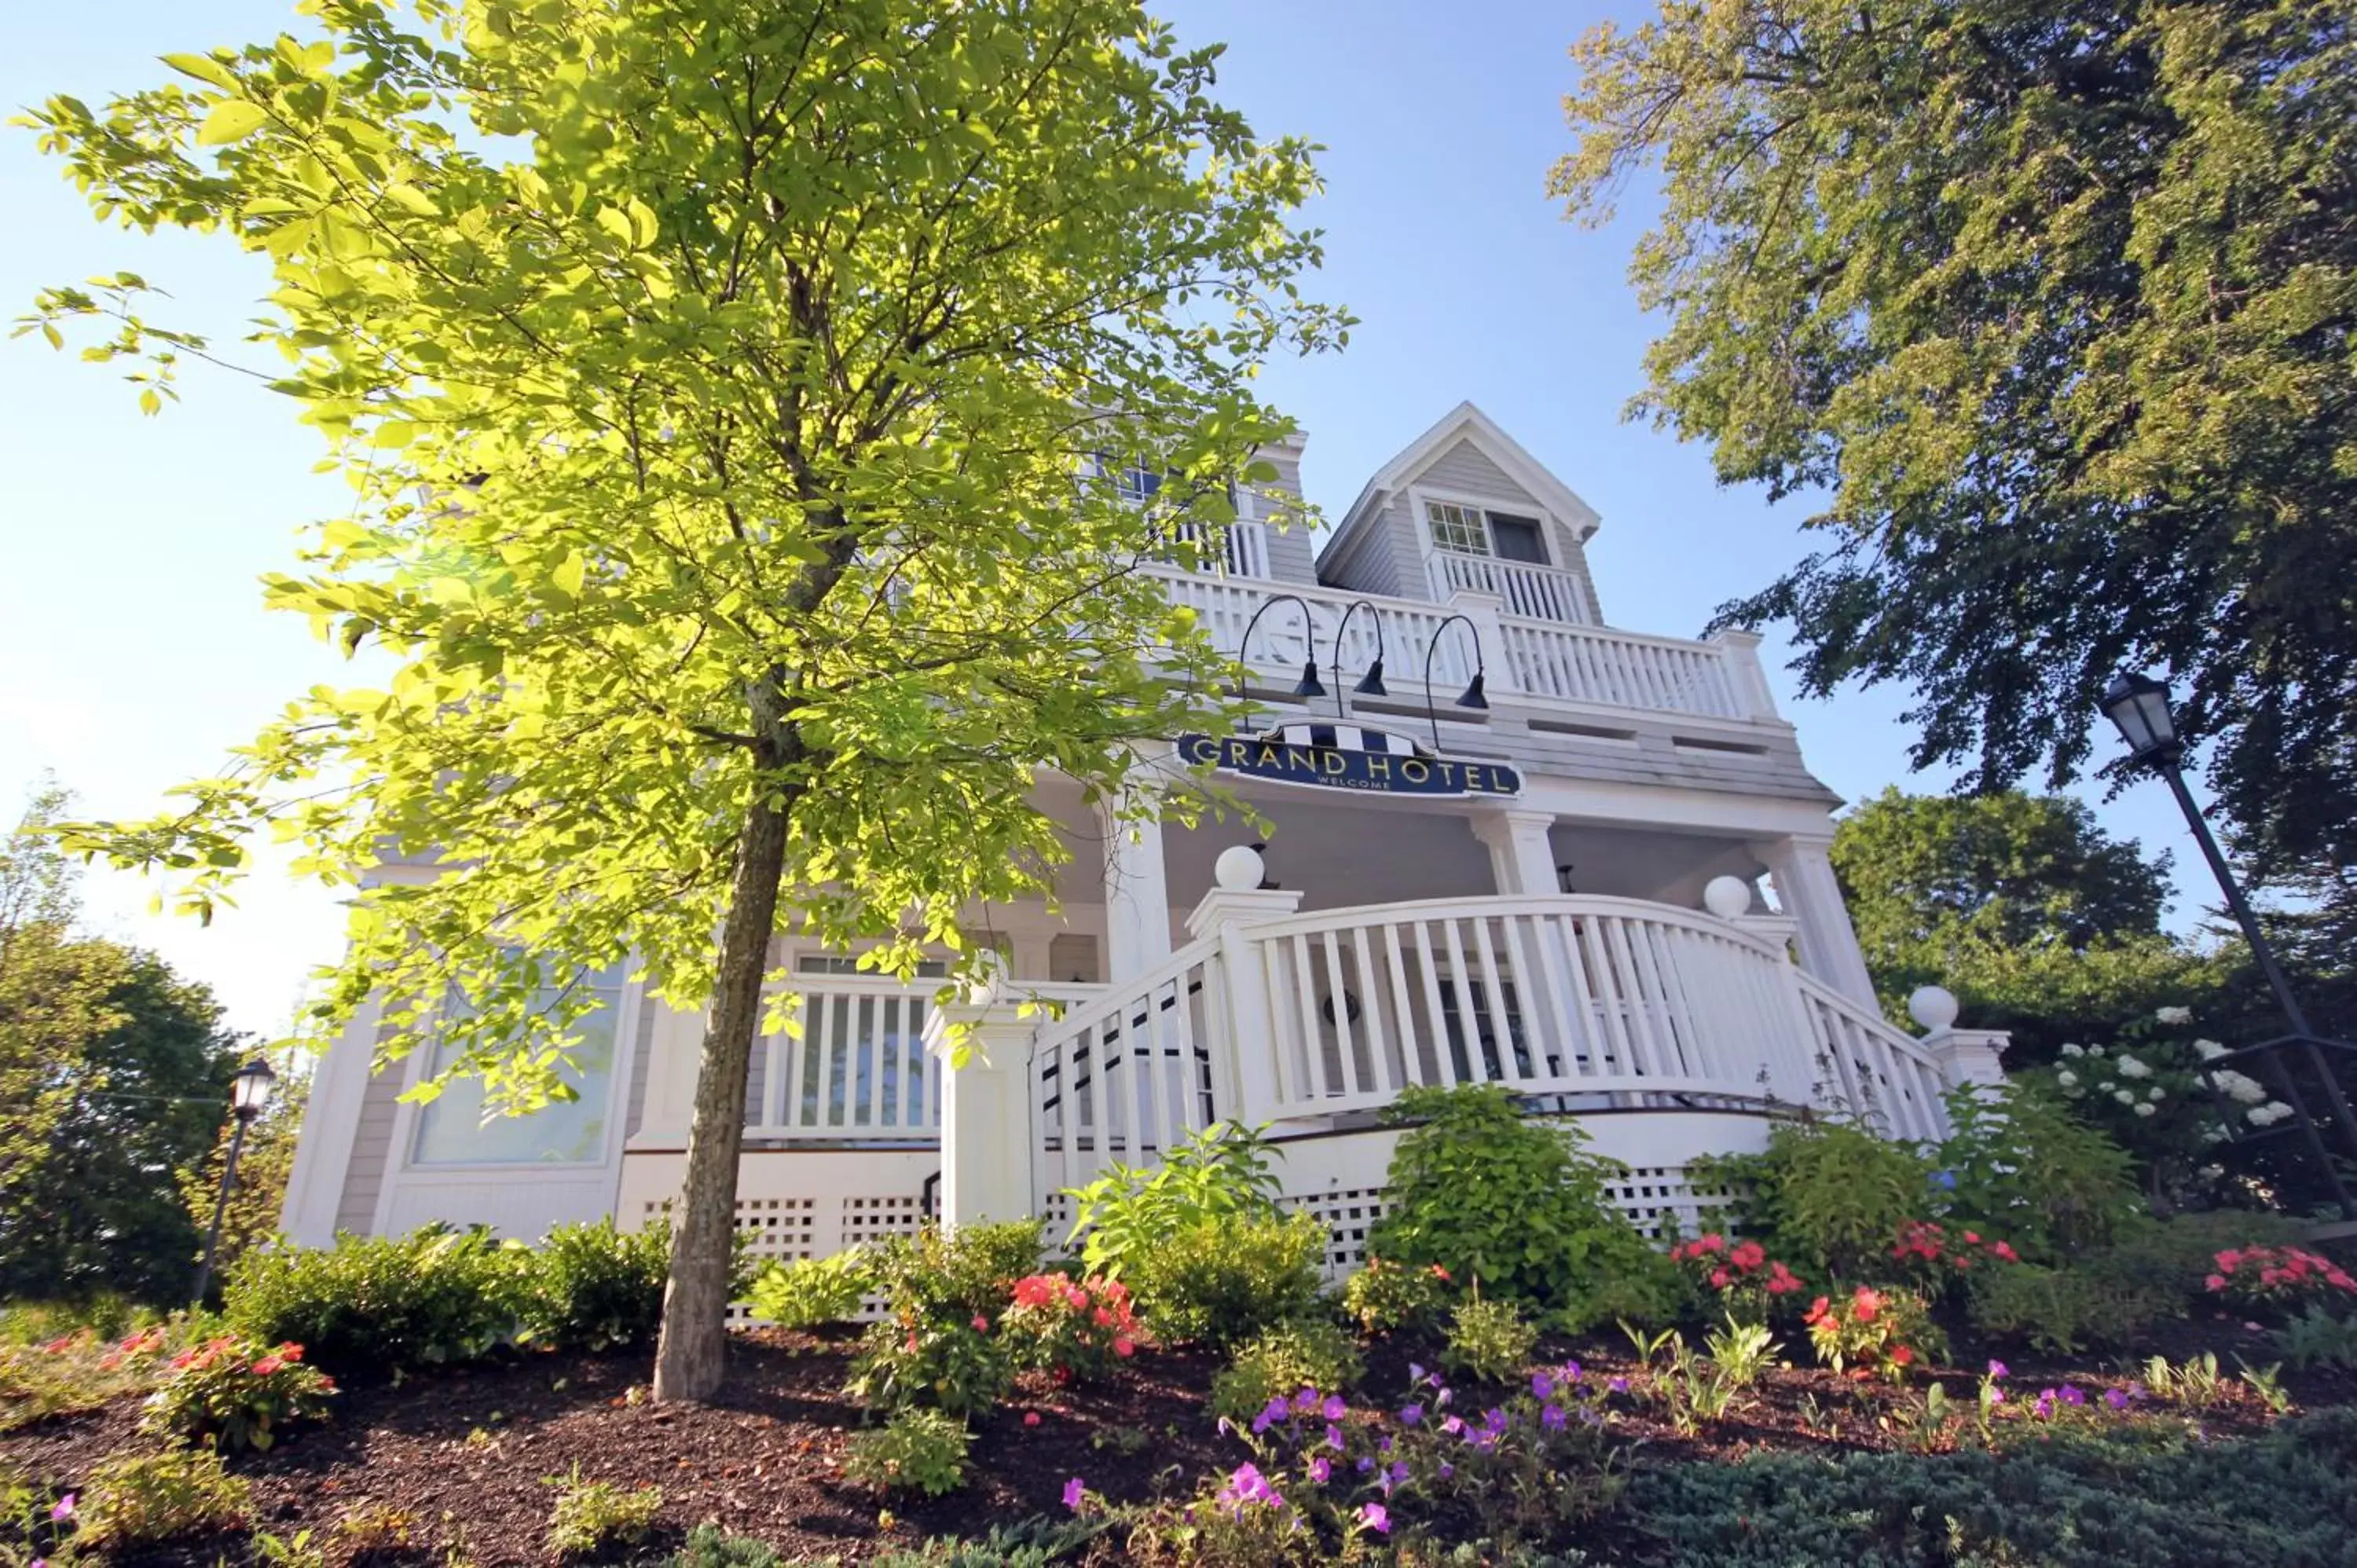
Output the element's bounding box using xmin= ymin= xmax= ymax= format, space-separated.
xmin=334 ymin=1031 xmax=404 ymax=1235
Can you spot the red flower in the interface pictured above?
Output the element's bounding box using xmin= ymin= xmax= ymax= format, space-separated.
xmin=1805 ymin=1296 xmax=1831 ymax=1324
xmin=1431 ymin=1265 xmax=1450 ymax=1281
xmin=2205 ymin=1273 xmax=2228 ymax=1291
xmin=1025 ymin=1411 xmax=1042 ymax=1427
xmin=1709 ymin=1269 xmax=1730 ymax=1289
xmin=1851 ymin=1287 xmax=1883 ymax=1323
xmin=1113 ymin=1339 xmax=1135 ymax=1357
xmin=1992 ymin=1241 xmax=2018 ymax=1262
xmin=1962 ymin=1231 xmax=1981 ymax=1245
xmin=1890 ymin=1345 xmax=1914 ymax=1366
xmin=1730 ymin=1240 xmax=1765 ymax=1271
xmin=251 ymin=1357 xmax=285 ymax=1376
xmin=972 ymin=1315 xmax=990 ymax=1332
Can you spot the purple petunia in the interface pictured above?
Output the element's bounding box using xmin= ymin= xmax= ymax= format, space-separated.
xmin=1220 ymin=1462 xmax=1285 ymax=1512
xmin=1441 ymin=1414 xmax=1464 ymax=1436
xmin=1325 ymin=1423 xmax=1344 ymax=1451
xmin=1409 ymin=1362 xmax=1428 ymax=1383
xmin=1484 ymin=1407 xmax=1508 ymax=1434
xmin=1398 ymin=1402 xmax=1424 ymax=1427
xmin=2060 ymin=1385 xmax=2087 ymax=1407
xmin=1438 ymin=1462 xmax=1453 ymax=1478
xmin=1062 ymin=1478 xmax=1086 ymax=1512
xmin=1322 ymin=1394 xmax=1348 ymax=1421
xmin=1307 ymin=1456 xmax=1332 ymax=1485
xmin=1541 ymin=1402 xmax=1567 ymax=1431
xmin=2105 ymin=1387 xmax=2131 ymax=1411
xmin=1531 ymin=1372 xmax=1554 ymax=1400
xmin=1987 ymin=1359 xmax=2009 ymax=1379
xmin=1294 ymin=1387 xmax=1323 ymax=1414
xmin=49 ymin=1497 xmax=74 ymax=1524
xmin=1359 ymin=1502 xmax=1391 ymax=1535
xmin=1253 ymin=1397 xmax=1289 ymax=1435
xmin=1608 ymin=1376 xmax=1630 ymax=1394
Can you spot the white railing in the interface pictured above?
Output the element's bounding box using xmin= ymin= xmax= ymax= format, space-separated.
xmin=746 ymin=976 xmax=1100 ymax=1138
xmin=1432 ymin=551 xmax=1589 ymax=624
xmin=1205 ymin=895 xmax=1948 ymax=1139
xmin=1158 ymin=520 xmax=1272 ymax=580
xmin=1031 ymin=940 xmax=1226 ymax=1189
xmin=1792 ymin=973 xmax=1950 ymax=1143
xmin=1146 ymin=566 xmax=1766 ymax=723
xmin=1149 ymin=568 xmax=1483 ymax=693
xmin=1497 ymin=619 xmax=1747 ymax=718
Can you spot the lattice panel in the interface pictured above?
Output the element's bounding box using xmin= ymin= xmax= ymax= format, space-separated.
xmin=1283 ymin=1186 xmax=1391 ymax=1277
xmin=639 ymin=1195 xmax=820 ymax=1325
xmin=844 ymin=1193 xmax=927 ymax=1320
xmin=1604 ymin=1165 xmax=1738 ymax=1242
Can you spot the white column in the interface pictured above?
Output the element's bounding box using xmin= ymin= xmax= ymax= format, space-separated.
xmin=629 ymin=1001 xmax=705 ymax=1147
xmin=924 ymin=980 xmax=1039 ymax=1229
xmin=1706 ymin=628 xmax=1778 ymax=719
xmin=1100 ymin=794 xmax=1173 ymax=983
xmin=1468 ymin=808 xmax=1560 ymax=896
xmin=1186 ymin=846 xmax=1306 ymax=1127
xmin=1754 ymin=835 xmax=1879 ymax=1009
xmin=278 ymin=995 xmax=383 ymax=1247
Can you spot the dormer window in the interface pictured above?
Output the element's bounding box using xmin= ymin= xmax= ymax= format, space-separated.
xmin=1426 ymin=500 xmax=1549 ymax=564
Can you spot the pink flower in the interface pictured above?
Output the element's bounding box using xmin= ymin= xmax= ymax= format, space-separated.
xmin=1358 ymin=1502 xmax=1391 ymax=1535
xmin=2205 ymin=1273 xmax=2228 ymax=1292
xmin=1062 ymin=1477 xmax=1086 ymax=1511
xmin=49 ymin=1494 xmax=75 ymax=1523
xmin=971 ymin=1315 xmax=989 ymax=1332
xmin=1024 ymin=1411 xmax=1042 ymax=1427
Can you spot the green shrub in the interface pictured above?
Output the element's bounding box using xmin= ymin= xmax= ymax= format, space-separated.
xmin=1343 ymin=1255 xmax=1457 ymax=1335
xmin=1064 ymin=1121 xmax=1285 ymax=1277
xmin=1695 ymin=1118 xmax=1930 ymax=1282
xmin=744 ymin=1249 xmax=874 ymax=1329
xmin=1442 ymin=1297 xmax=1539 ymax=1383
xmin=845 ymin=1316 xmax=1018 ymax=1419
xmin=1368 ymin=1084 xmax=1656 ymax=1314
xmin=520 ymin=1219 xmax=671 ymax=1351
xmin=871 ymin=1516 xmax=1105 ymax=1566
xmin=1616 ymin=1406 xmax=2357 ymax=1566
xmin=1555 ymin=1247 xmax=1691 ymax=1335
xmin=77 ymin=1445 xmax=251 ymax=1548
xmin=1969 ymin=1211 xmax=2311 ymax=1354
xmin=224 ymin=1225 xmax=526 ymax=1379
xmin=141 ymin=1332 xmax=337 ymax=1452
xmin=1124 ymin=1210 xmax=1325 ymax=1348
xmin=843 ymin=1408 xmax=973 ymax=1497
xmin=1208 ymin=1318 xmax=1362 ymax=1423
xmin=869 ymin=1222 xmax=1044 ymax=1327
xmin=2274 ymin=1306 xmax=2357 ymax=1371
xmin=666 ymin=1524 xmax=783 ymax=1568
xmin=544 ymin=1466 xmax=663 ymax=1556
xmin=1937 ymin=1082 xmax=2143 ymax=1258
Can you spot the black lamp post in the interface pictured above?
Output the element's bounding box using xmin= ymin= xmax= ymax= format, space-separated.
xmin=192 ymin=1056 xmax=277 ymax=1304
xmin=1420 ymin=614 xmax=1490 ymax=750
xmin=1233 ymin=592 xmax=1325 ymax=702
xmin=1331 ymin=600 xmax=1390 ymax=719
xmin=2101 ymin=672 xmax=2357 ymax=1215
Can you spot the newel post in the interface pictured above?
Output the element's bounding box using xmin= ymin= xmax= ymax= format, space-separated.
xmin=1442 ymin=589 xmax=1516 ymax=699
xmin=1186 ymin=846 xmax=1304 ymax=1126
xmin=924 ymin=962 xmax=1039 ymax=1229
xmin=1706 ymin=628 xmax=1778 ymax=720
xmin=1908 ymin=985 xmax=2010 ymax=1095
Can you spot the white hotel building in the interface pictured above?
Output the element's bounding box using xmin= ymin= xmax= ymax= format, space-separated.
xmin=280 ymin=403 xmax=2003 ymax=1276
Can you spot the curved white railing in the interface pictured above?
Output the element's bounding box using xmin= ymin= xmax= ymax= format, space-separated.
xmin=1497 ymin=619 xmax=1747 ymax=718
xmin=1217 ymin=895 xmax=1948 ymax=1137
xmin=1030 ymin=939 xmax=1226 ymax=1188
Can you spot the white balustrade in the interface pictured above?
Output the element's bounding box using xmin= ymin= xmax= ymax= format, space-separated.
xmin=1138 ymin=894 xmax=1958 ymax=1141
xmin=1030 ymin=941 xmax=1226 ymax=1191
xmin=1158 ymin=520 xmax=1271 ymax=580
xmin=746 ymin=976 xmax=1098 ymax=1138
xmin=1431 ymin=551 xmax=1590 ymax=625
xmin=1147 ymin=566 xmax=1760 ymax=722
xmin=1147 ymin=568 xmax=1481 ymax=694
xmin=1496 ymin=619 xmax=1746 ymax=718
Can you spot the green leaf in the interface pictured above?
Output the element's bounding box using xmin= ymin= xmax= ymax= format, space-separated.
xmin=161 ymin=52 xmax=240 ymax=92
xmin=196 ymin=99 xmax=269 ymax=146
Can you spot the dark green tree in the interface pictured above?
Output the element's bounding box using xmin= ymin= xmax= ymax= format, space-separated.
xmin=0 ymin=786 xmax=244 ymax=1306
xmin=1829 ymin=788 xmax=2220 ymax=1055
xmin=1552 ymin=0 xmax=2357 ymax=877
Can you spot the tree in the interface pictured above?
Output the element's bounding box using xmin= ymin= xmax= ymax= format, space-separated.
xmin=0 ymin=786 xmax=245 ymax=1305
xmin=1829 ymin=787 xmax=2219 ymax=1057
xmin=27 ymin=0 xmax=1344 ymax=1397
xmin=1552 ymin=0 xmax=2357 ymax=879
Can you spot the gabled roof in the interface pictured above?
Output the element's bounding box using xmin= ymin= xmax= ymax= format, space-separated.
xmin=1320 ymin=401 xmax=1604 ymax=570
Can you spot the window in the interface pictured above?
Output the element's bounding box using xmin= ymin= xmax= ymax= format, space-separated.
xmin=410 ymin=964 xmax=627 ymax=1166
xmin=1425 ymin=500 xmax=1551 ymax=566
xmin=1425 ymin=500 xmax=1490 ymax=555
xmin=794 ymin=954 xmax=948 ymax=977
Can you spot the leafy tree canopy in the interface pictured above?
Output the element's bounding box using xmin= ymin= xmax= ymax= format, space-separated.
xmin=1831 ymin=787 xmax=2221 ymax=1055
xmin=22 ymin=0 xmax=1345 ymax=1394
xmin=0 ymin=786 xmax=245 ymax=1305
xmin=1553 ymin=0 xmax=2357 ymax=877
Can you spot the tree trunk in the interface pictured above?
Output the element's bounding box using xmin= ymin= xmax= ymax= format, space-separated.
xmin=651 ymin=694 xmax=794 ymax=1402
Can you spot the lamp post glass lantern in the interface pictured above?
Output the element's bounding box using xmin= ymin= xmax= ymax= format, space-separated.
xmin=193 ymin=1057 xmax=277 ymax=1303
xmin=2102 ymin=672 xmax=2357 ymax=1217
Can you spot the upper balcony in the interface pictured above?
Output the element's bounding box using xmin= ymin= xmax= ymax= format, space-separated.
xmin=1145 ymin=524 xmax=1778 ymax=729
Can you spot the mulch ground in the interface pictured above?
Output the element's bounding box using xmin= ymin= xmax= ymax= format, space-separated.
xmin=8 ymin=1312 xmax=2351 ymax=1567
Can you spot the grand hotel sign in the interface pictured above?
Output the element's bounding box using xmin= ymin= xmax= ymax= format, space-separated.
xmin=1178 ymin=724 xmax=1522 ymax=800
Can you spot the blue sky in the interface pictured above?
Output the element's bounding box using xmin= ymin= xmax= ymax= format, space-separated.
xmin=0 ymin=0 xmax=2211 ymax=1041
